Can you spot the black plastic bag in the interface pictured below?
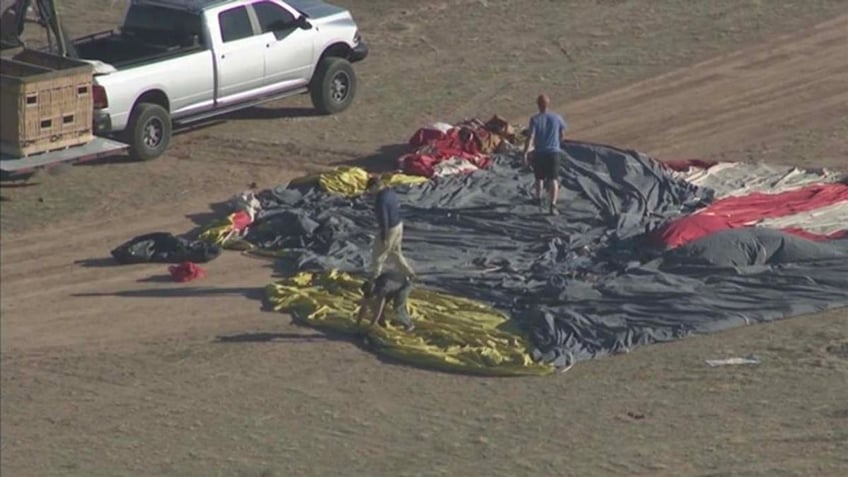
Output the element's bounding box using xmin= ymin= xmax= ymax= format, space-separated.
xmin=111 ymin=232 xmax=221 ymax=265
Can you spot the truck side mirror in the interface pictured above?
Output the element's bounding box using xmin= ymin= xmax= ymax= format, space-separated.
xmin=295 ymin=16 xmax=312 ymax=30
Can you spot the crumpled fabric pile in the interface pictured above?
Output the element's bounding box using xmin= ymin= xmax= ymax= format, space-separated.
xmin=196 ymin=140 xmax=848 ymax=373
xmin=399 ymin=115 xmax=525 ymax=178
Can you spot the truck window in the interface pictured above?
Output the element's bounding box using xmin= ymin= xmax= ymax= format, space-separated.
xmin=122 ymin=5 xmax=204 ymax=47
xmin=219 ymin=6 xmax=254 ymax=43
xmin=253 ymin=2 xmax=296 ymax=33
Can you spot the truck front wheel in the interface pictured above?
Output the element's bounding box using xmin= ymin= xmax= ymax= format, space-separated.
xmin=126 ymin=103 xmax=171 ymax=161
xmin=310 ymin=57 xmax=357 ymax=115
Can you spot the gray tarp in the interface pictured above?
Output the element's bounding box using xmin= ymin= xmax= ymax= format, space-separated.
xmin=242 ymin=141 xmax=848 ymax=369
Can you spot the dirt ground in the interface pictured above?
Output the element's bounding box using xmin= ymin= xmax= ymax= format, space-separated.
xmin=2 ymin=1 xmax=848 ymax=476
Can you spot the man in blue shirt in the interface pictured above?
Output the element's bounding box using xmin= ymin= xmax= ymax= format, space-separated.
xmin=523 ymin=94 xmax=568 ymax=215
xmin=366 ymin=177 xmax=416 ymax=280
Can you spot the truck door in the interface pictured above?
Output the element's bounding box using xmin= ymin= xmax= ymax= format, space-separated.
xmin=251 ymin=1 xmax=314 ymax=89
xmin=214 ymin=5 xmax=265 ymax=103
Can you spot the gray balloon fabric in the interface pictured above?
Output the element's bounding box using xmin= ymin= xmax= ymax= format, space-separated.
xmin=244 ymin=141 xmax=848 ymax=370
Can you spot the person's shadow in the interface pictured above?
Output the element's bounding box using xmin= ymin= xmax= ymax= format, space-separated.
xmin=214 ymin=332 xmax=328 ymax=343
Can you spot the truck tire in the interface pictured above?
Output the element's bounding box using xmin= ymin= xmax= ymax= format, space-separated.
xmin=126 ymin=102 xmax=171 ymax=161
xmin=310 ymin=57 xmax=357 ymax=115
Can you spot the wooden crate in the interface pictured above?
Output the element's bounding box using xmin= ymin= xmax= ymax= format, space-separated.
xmin=0 ymin=50 xmax=95 ymax=157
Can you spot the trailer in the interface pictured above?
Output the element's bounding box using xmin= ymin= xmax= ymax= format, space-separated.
xmin=1 ymin=0 xmax=129 ymax=177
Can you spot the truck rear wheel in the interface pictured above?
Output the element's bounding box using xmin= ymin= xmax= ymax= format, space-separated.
xmin=310 ymin=57 xmax=357 ymax=115
xmin=126 ymin=103 xmax=171 ymax=161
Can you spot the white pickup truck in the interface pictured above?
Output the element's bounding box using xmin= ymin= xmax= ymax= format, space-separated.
xmin=71 ymin=0 xmax=368 ymax=161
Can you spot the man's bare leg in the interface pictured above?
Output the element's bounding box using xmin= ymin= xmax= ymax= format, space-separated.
xmin=371 ymin=298 xmax=388 ymax=327
xmin=356 ymin=298 xmax=370 ymax=326
xmin=535 ymin=179 xmax=545 ymax=210
xmin=549 ymin=180 xmax=560 ymax=215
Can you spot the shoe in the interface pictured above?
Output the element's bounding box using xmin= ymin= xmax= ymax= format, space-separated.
xmin=404 ymin=323 xmax=416 ymax=332
xmin=550 ymin=206 xmax=559 ymax=216
xmin=537 ymin=198 xmax=545 ymax=212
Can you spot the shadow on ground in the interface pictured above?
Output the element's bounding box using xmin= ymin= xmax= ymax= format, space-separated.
xmin=212 ymin=327 xmax=398 ymax=367
xmin=74 ymin=257 xmax=118 ymax=268
xmin=71 ymin=286 xmax=265 ymax=301
xmin=340 ymin=143 xmax=410 ymax=173
xmin=215 ymin=332 xmax=330 ymax=343
xmin=136 ymin=274 xmax=177 ymax=283
xmin=223 ymin=106 xmax=322 ymax=121
xmin=75 ymin=153 xmax=134 ymax=168
xmin=183 ymin=199 xmax=238 ymax=237
xmin=0 ymin=179 xmax=38 ymax=187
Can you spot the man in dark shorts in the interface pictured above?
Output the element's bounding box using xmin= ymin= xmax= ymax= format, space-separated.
xmin=355 ymin=270 xmax=415 ymax=332
xmin=522 ymin=94 xmax=568 ymax=215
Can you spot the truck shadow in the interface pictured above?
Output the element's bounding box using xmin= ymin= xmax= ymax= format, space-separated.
xmin=0 ymin=179 xmax=38 ymax=187
xmin=76 ymin=120 xmax=227 ymax=168
xmin=77 ymin=105 xmax=319 ymax=168
xmin=223 ymin=106 xmax=321 ymax=120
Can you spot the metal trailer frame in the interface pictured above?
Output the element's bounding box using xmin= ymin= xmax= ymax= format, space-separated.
xmin=0 ymin=136 xmax=128 ymax=177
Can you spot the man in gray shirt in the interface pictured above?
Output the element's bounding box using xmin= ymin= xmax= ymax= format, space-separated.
xmin=523 ymin=94 xmax=568 ymax=215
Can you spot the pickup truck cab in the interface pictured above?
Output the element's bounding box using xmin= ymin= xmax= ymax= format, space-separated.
xmin=73 ymin=0 xmax=368 ymax=160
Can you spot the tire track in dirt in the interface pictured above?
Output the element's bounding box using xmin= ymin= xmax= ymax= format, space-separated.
xmin=567 ymin=15 xmax=848 ymax=161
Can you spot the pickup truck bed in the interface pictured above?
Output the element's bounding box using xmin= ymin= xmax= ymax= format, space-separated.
xmin=74 ymin=32 xmax=186 ymax=69
xmin=74 ymin=31 xmax=201 ymax=68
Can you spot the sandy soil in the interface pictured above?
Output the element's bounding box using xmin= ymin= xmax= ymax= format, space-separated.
xmin=2 ymin=1 xmax=847 ymax=476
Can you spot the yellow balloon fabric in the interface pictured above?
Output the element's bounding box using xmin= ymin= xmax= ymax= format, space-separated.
xmin=318 ymin=166 xmax=428 ymax=197
xmin=266 ymin=270 xmax=554 ymax=377
xmin=198 ymin=213 xmax=250 ymax=248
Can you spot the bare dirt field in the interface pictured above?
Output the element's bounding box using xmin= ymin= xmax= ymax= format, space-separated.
xmin=2 ymin=1 xmax=848 ymax=476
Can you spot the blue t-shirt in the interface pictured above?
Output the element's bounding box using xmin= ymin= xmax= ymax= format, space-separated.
xmin=375 ymin=188 xmax=401 ymax=239
xmin=529 ymin=112 xmax=567 ymax=153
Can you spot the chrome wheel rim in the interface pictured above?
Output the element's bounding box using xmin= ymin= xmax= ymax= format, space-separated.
xmin=143 ymin=118 xmax=163 ymax=148
xmin=330 ymin=71 xmax=350 ymax=103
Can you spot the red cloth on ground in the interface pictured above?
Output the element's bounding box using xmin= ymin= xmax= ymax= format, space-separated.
xmin=399 ymin=152 xmax=491 ymax=178
xmin=662 ymin=159 xmax=718 ymax=171
xmin=400 ymin=127 xmax=493 ymax=177
xmin=426 ymin=127 xmax=482 ymax=156
xmin=231 ymin=210 xmax=253 ymax=232
xmin=650 ymin=183 xmax=848 ymax=248
xmin=168 ymin=262 xmax=206 ymax=282
xmin=701 ymin=183 xmax=848 ymax=221
xmin=408 ymin=127 xmax=447 ymax=148
xmin=648 ymin=214 xmax=733 ymax=249
xmin=398 ymin=154 xmax=439 ymax=177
